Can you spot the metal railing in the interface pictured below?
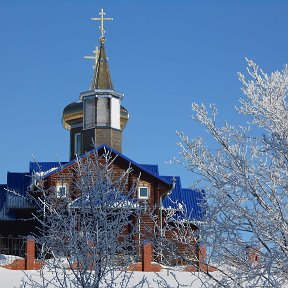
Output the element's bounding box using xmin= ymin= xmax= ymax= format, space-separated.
xmin=0 ymin=235 xmax=26 ymax=266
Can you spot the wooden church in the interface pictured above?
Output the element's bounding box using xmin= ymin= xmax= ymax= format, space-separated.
xmin=0 ymin=9 xmax=205 ymax=264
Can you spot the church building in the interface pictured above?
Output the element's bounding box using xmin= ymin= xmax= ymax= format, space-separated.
xmin=0 ymin=9 xmax=205 ymax=262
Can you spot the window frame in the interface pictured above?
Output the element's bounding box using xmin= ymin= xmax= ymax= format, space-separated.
xmin=56 ymin=183 xmax=68 ymax=198
xmin=138 ymin=186 xmax=149 ymax=199
xmin=83 ymin=97 xmax=96 ymax=129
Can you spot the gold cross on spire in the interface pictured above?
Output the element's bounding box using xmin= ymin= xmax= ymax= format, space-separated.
xmin=84 ymin=46 xmax=99 ymax=69
xmin=91 ymin=8 xmax=113 ymax=39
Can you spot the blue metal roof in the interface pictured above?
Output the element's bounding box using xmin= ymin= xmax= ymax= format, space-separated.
xmin=162 ymin=176 xmax=182 ymax=210
xmin=162 ymin=176 xmax=205 ymax=221
xmin=7 ymin=172 xmax=31 ymax=196
xmin=29 ymin=162 xmax=68 ymax=173
xmin=139 ymin=164 xmax=159 ymax=175
xmin=161 ymin=176 xmax=182 ymax=204
xmin=180 ymin=188 xmax=206 ymax=221
xmin=3 ymin=172 xmax=38 ymax=212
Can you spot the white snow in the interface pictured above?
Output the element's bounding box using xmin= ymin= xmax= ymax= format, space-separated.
xmin=0 ymin=267 xmax=220 ymax=288
xmin=0 ymin=267 xmax=25 ymax=288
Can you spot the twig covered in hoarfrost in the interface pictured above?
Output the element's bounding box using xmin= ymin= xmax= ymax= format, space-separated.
xmin=177 ymin=59 xmax=288 ymax=287
xmin=21 ymin=149 xmax=143 ymax=288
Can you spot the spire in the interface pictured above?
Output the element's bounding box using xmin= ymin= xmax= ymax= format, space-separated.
xmin=87 ymin=8 xmax=113 ymax=90
xmin=92 ymin=38 xmax=113 ymax=90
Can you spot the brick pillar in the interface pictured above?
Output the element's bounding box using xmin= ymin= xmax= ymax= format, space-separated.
xmin=26 ymin=236 xmax=35 ymax=270
xmin=142 ymin=241 xmax=152 ymax=272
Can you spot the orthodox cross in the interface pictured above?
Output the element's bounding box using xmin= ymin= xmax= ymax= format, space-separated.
xmin=84 ymin=46 xmax=99 ymax=69
xmin=91 ymin=8 xmax=113 ymax=38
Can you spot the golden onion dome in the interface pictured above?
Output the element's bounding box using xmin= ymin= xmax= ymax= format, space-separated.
xmin=120 ymin=106 xmax=129 ymax=130
xmin=62 ymin=101 xmax=129 ymax=131
xmin=62 ymin=101 xmax=83 ymax=130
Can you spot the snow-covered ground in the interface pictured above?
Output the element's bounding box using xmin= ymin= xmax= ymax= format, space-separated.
xmin=0 ymin=267 xmax=219 ymax=287
xmin=2 ymin=266 xmax=288 ymax=287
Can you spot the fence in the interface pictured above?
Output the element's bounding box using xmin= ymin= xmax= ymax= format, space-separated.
xmin=0 ymin=235 xmax=26 ymax=266
xmin=0 ymin=235 xmax=42 ymax=270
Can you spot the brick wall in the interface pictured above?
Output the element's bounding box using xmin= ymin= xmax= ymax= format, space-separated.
xmin=2 ymin=236 xmax=43 ymax=270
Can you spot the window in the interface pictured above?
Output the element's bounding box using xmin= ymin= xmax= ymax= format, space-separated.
xmin=84 ymin=97 xmax=96 ymax=129
xmin=56 ymin=183 xmax=68 ymax=198
xmin=138 ymin=187 xmax=149 ymax=199
xmin=97 ymin=98 xmax=110 ymax=126
xmin=74 ymin=133 xmax=81 ymax=155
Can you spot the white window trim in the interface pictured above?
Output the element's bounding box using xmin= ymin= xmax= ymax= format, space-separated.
xmin=56 ymin=183 xmax=68 ymax=198
xmin=138 ymin=186 xmax=149 ymax=199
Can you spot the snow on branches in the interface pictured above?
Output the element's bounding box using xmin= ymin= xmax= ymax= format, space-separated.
xmin=177 ymin=60 xmax=288 ymax=287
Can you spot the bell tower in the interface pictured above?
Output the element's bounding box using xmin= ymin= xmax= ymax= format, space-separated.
xmin=62 ymin=9 xmax=129 ymax=160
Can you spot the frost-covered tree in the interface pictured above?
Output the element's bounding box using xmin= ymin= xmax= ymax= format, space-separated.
xmin=22 ymin=149 xmax=142 ymax=288
xmin=177 ymin=60 xmax=288 ymax=287
xmin=145 ymin=199 xmax=204 ymax=269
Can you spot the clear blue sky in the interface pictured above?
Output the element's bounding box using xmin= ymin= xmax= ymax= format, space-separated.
xmin=1 ymin=0 xmax=288 ymax=187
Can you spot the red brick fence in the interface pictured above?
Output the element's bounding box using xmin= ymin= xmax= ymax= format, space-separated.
xmin=128 ymin=241 xmax=215 ymax=272
xmin=0 ymin=236 xmax=42 ymax=270
xmin=0 ymin=237 xmax=214 ymax=272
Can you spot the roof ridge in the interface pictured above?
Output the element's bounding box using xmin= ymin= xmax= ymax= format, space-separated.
xmin=42 ymin=144 xmax=171 ymax=186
